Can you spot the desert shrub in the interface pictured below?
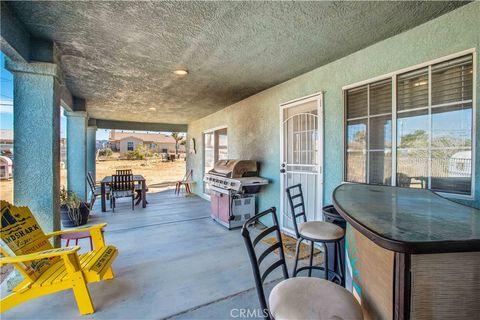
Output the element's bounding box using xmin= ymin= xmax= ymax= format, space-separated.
xmin=126 ymin=146 xmax=152 ymax=160
xmin=98 ymin=147 xmax=113 ymax=157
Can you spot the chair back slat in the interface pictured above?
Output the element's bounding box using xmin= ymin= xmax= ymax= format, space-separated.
xmin=112 ymin=174 xmax=134 ymax=192
xmin=241 ymin=207 xmax=288 ymax=319
xmin=183 ymin=169 xmax=193 ymax=181
xmin=257 ymin=241 xmax=281 ymax=266
xmin=1 ymin=201 xmax=58 ymax=279
xmin=86 ymin=172 xmax=95 ymax=192
xmin=253 ymin=226 xmax=277 ymax=247
xmin=116 ymin=169 xmax=132 ymax=176
xmin=286 ymin=184 xmax=307 ymax=238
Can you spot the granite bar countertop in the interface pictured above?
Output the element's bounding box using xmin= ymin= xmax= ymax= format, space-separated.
xmin=332 ymin=184 xmax=480 ymax=254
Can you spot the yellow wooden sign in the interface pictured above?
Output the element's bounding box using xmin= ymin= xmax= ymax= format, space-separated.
xmin=1 ymin=200 xmax=118 ymax=315
xmin=1 ymin=201 xmax=58 ymax=278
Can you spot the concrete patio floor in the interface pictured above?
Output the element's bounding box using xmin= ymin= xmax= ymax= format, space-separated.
xmin=3 ymin=188 xmax=312 ymax=320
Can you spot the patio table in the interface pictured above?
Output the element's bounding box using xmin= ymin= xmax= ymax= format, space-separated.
xmin=100 ymin=175 xmax=146 ymax=212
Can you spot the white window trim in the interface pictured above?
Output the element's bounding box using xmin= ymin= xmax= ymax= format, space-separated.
xmin=342 ymin=49 xmax=477 ymax=200
xmin=202 ymin=126 xmax=228 ymax=199
xmin=203 ymin=125 xmax=228 ymax=134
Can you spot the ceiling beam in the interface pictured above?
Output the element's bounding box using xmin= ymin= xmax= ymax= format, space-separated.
xmin=1 ymin=2 xmax=75 ymax=110
xmin=0 ymin=2 xmax=30 ymax=62
xmin=94 ymin=119 xmax=187 ymax=132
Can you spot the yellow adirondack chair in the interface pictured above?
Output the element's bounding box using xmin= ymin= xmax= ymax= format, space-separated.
xmin=0 ymin=200 xmax=118 ymax=315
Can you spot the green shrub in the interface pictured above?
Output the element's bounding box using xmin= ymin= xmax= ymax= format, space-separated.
xmin=98 ymin=147 xmax=113 ymax=157
xmin=126 ymin=146 xmax=152 ymax=160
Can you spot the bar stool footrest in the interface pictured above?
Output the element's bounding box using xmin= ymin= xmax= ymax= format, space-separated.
xmin=294 ymin=266 xmax=342 ymax=283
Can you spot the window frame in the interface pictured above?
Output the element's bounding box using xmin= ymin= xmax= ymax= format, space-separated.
xmin=202 ymin=125 xmax=228 ymax=196
xmin=342 ymin=49 xmax=477 ymax=200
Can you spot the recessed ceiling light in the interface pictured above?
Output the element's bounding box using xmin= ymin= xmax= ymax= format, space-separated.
xmin=173 ymin=69 xmax=188 ymax=76
xmin=149 ymin=107 xmax=156 ymax=111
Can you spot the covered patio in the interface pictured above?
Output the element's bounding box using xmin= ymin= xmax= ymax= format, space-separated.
xmin=1 ymin=189 xmax=285 ymax=319
xmin=1 ymin=1 xmax=479 ymax=320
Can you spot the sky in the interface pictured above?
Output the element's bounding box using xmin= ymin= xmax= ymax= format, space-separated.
xmin=0 ymin=52 xmax=14 ymax=130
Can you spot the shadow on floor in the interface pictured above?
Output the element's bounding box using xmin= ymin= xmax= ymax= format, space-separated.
xmin=2 ymin=188 xmax=325 ymax=320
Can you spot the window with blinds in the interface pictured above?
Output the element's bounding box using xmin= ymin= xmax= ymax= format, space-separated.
xmin=345 ymin=53 xmax=474 ymax=196
xmin=345 ymin=79 xmax=392 ymax=185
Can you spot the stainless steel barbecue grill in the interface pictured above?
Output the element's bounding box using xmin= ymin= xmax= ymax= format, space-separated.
xmin=203 ymin=160 xmax=268 ymax=229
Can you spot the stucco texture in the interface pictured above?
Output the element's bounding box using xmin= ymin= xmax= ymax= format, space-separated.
xmin=7 ymin=62 xmax=62 ymax=235
xmin=6 ymin=1 xmax=466 ymax=125
xmin=187 ymin=3 xmax=480 ymax=214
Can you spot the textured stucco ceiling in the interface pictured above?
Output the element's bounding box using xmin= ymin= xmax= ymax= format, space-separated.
xmin=8 ymin=1 xmax=467 ymax=124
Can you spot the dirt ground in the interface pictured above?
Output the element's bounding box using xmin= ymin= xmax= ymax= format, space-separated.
xmin=0 ymin=157 xmax=186 ymax=202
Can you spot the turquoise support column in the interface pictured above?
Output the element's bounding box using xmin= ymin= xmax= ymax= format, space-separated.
xmin=86 ymin=125 xmax=97 ymax=182
xmin=6 ymin=60 xmax=62 ymax=236
xmin=66 ymin=111 xmax=88 ymax=200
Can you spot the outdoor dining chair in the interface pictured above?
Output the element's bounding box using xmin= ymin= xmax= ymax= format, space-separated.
xmin=110 ymin=174 xmax=135 ymax=212
xmin=116 ymin=169 xmax=133 ymax=175
xmin=134 ymin=183 xmax=149 ymax=205
xmin=86 ymin=171 xmax=109 ymax=209
xmin=241 ymin=207 xmax=362 ymax=320
xmin=175 ymin=169 xmax=193 ymax=195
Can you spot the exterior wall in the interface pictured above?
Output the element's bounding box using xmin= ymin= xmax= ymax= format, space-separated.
xmin=119 ymin=137 xmax=143 ymax=154
xmin=156 ymin=143 xmax=175 ymax=153
xmin=115 ymin=139 xmax=185 ymax=155
xmin=187 ymin=3 xmax=480 ymax=211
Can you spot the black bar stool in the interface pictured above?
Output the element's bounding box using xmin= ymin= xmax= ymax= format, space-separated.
xmin=286 ymin=184 xmax=344 ymax=284
xmin=241 ymin=207 xmax=362 ymax=320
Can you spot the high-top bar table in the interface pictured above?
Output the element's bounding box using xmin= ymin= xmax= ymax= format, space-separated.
xmin=333 ymin=183 xmax=480 ymax=320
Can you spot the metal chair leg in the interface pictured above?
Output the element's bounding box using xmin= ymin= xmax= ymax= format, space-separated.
xmin=90 ymin=195 xmax=95 ymax=211
xmin=293 ymin=238 xmax=302 ymax=277
xmin=337 ymin=240 xmax=344 ymax=286
xmin=308 ymin=241 xmax=314 ymax=277
xmin=324 ymin=243 xmax=329 ymax=280
xmin=334 ymin=242 xmax=339 ymax=279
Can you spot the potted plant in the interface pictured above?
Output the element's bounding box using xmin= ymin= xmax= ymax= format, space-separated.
xmin=60 ymin=187 xmax=90 ymax=227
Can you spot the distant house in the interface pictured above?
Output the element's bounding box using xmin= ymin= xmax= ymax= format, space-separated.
xmin=0 ymin=129 xmax=13 ymax=157
xmin=108 ymin=130 xmax=185 ymax=155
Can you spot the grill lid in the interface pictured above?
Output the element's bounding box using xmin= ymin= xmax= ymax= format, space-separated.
xmin=209 ymin=160 xmax=258 ymax=178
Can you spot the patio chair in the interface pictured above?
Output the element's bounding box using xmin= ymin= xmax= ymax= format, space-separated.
xmin=87 ymin=171 xmax=109 ymax=209
xmin=241 ymin=207 xmax=362 ymax=320
xmin=134 ymin=183 xmax=149 ymax=205
xmin=175 ymin=169 xmax=193 ymax=195
xmin=110 ymin=174 xmax=135 ymax=212
xmin=0 ymin=200 xmax=118 ymax=315
xmin=161 ymin=153 xmax=169 ymax=162
xmin=116 ymin=169 xmax=132 ymax=175
xmin=286 ymin=184 xmax=344 ymax=282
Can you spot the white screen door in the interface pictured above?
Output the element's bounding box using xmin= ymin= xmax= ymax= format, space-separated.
xmin=280 ymin=94 xmax=323 ymax=235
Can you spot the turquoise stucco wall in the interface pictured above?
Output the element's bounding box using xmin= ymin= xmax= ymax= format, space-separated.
xmin=187 ymin=3 xmax=480 ymax=212
xmin=6 ymin=61 xmax=62 ymax=235
xmin=86 ymin=126 xmax=97 ymax=183
xmin=66 ymin=111 xmax=88 ymax=200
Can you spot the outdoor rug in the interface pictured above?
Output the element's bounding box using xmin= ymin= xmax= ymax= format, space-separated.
xmin=261 ymin=233 xmax=322 ymax=261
